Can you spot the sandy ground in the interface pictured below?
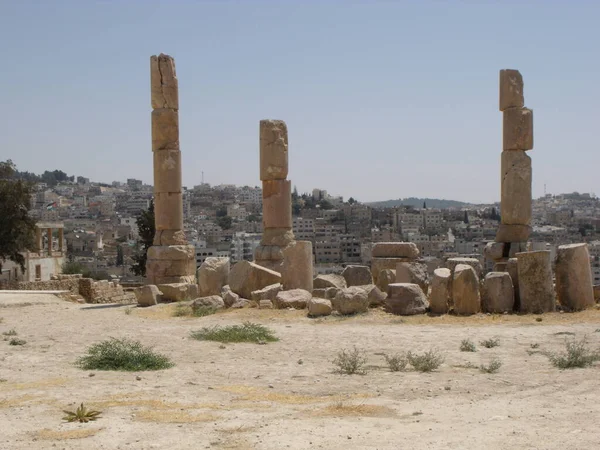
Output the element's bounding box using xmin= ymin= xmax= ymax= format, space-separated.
xmin=1 ymin=292 xmax=600 ymax=450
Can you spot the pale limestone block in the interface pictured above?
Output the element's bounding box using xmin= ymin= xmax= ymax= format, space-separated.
xmin=197 ymin=257 xmax=230 ymax=297
xmin=482 ymin=272 xmax=514 ymax=313
xmin=153 ymin=230 xmax=188 ymax=246
xmin=332 ymin=287 xmax=369 ymax=315
xmin=262 ymin=180 xmax=292 ymax=229
xmin=259 ymin=120 xmax=288 ymax=181
xmin=396 ymin=262 xmax=429 ymax=294
xmin=501 ymin=150 xmax=531 ymax=225
xmin=307 ymin=297 xmax=332 ymax=317
xmin=135 ymin=285 xmax=163 ymax=307
xmin=555 ymin=243 xmax=594 ymax=311
xmin=147 ymin=245 xmax=194 ymax=261
xmin=282 ymin=240 xmax=313 ymax=291
xmin=313 ymin=274 xmax=346 ymax=289
xmin=499 ymin=69 xmax=524 ymax=111
xmin=506 ymin=258 xmax=520 ymax=308
xmin=377 ymin=268 xmax=396 ymax=294
xmin=342 ymin=265 xmax=373 ymax=287
xmin=228 ymin=260 xmax=281 ymax=300
xmin=503 ymin=107 xmax=533 ymax=151
xmin=371 ymin=242 xmax=419 ymax=258
xmin=157 ymin=283 xmax=198 ymax=302
xmin=516 ymin=251 xmax=555 ymax=313
xmin=151 ymin=108 xmax=179 ymax=151
xmin=250 ymin=283 xmax=282 ymax=302
xmin=452 ymin=264 xmax=481 ymax=315
xmin=484 ymin=242 xmax=506 ymax=261
xmin=154 ymin=192 xmax=183 ymax=231
xmin=153 ymin=149 xmax=182 ymax=193
xmin=274 ymin=289 xmax=311 ymax=309
xmin=495 ymin=224 xmax=531 ymax=243
xmin=260 ymin=228 xmax=295 ymax=247
xmin=371 ymin=257 xmax=412 ymax=286
xmin=429 ymin=268 xmax=451 ymax=314
xmin=150 ymin=54 xmax=179 ymax=110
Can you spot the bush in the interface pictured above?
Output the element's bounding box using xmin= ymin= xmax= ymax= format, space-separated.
xmin=480 ymin=338 xmax=499 ymax=348
xmin=190 ymin=322 xmax=278 ymax=344
xmin=9 ymin=338 xmax=26 ymax=346
xmin=460 ymin=339 xmax=476 ymax=352
xmin=480 ymin=358 xmax=502 ymax=374
xmin=407 ymin=349 xmax=444 ymax=372
xmin=332 ymin=346 xmax=368 ymax=375
xmin=546 ymin=339 xmax=600 ymax=369
xmin=384 ymin=353 xmax=408 ymax=372
xmin=174 ymin=304 xmax=217 ymax=318
xmin=76 ymin=338 xmax=174 ymax=371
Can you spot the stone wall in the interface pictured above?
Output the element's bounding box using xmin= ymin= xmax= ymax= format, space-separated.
xmin=0 ymin=277 xmax=80 ymax=293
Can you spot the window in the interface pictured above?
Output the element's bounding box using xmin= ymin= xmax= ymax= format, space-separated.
xmin=35 ymin=265 xmax=42 ymax=280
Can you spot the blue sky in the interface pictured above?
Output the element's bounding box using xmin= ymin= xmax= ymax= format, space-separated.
xmin=1 ymin=1 xmax=598 ymax=203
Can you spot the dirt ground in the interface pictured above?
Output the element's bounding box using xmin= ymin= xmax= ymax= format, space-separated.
xmin=1 ymin=292 xmax=599 ymax=450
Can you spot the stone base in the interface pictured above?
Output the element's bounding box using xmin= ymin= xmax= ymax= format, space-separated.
xmin=146 ymin=244 xmax=196 ymax=285
xmin=371 ymin=257 xmax=414 ymax=286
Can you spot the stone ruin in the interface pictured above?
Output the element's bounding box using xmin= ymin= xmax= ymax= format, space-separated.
xmin=136 ymin=56 xmax=598 ymax=317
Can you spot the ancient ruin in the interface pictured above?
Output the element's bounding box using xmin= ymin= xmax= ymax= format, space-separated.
xmin=145 ymin=54 xmax=196 ymax=287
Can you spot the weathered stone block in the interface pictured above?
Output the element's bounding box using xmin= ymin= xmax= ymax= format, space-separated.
xmin=555 ymin=243 xmax=594 ymax=311
xmin=259 ymin=299 xmax=273 ymax=309
xmin=192 ymin=295 xmax=225 ymax=310
xmin=377 ymin=268 xmax=396 ymax=294
xmin=503 ymin=107 xmax=533 ymax=151
xmin=151 ymin=108 xmax=179 ymax=151
xmin=147 ymin=245 xmax=194 ymax=261
xmin=254 ymin=245 xmax=284 ymax=262
xmin=357 ymin=284 xmax=387 ymax=307
xmin=251 ymin=283 xmax=283 ymax=302
xmin=274 ymin=289 xmax=311 ymax=309
xmin=396 ymin=262 xmax=429 ymax=294
xmin=260 ymin=228 xmax=295 ymax=247
xmin=221 ymin=285 xmax=240 ymax=307
xmin=506 ymin=257 xmax=520 ymax=309
xmin=429 ymin=268 xmax=451 ymax=314
xmin=150 ymin=54 xmax=178 ymax=110
xmin=260 ymin=120 xmax=288 ymax=181
xmin=446 ymin=257 xmax=483 ymax=277
xmin=501 ymin=150 xmax=531 ymax=225
xmin=385 ymin=283 xmax=428 ymax=316
xmin=332 ymin=287 xmax=369 ymax=315
xmin=516 ymin=251 xmax=555 ymax=313
xmin=499 ymin=69 xmax=524 ymax=111
xmin=452 ymin=264 xmax=481 ymax=315
xmin=153 ymin=230 xmax=188 ymax=246
xmin=371 ymin=242 xmax=419 ymax=259
xmin=495 ymin=224 xmax=531 ymax=243
xmin=313 ymin=274 xmax=346 ymax=289
xmin=197 ymin=257 xmax=230 ymax=297
xmin=228 ymin=260 xmax=281 ymax=300
xmin=153 ymin=149 xmax=182 ymax=193
xmin=342 ymin=265 xmax=373 ymax=287
xmin=307 ymin=297 xmax=332 ymax=317
xmin=484 ymin=242 xmax=506 ymax=261
xmin=262 ymin=180 xmax=292 ymax=229
xmin=371 ymin=257 xmax=413 ymax=285
xmin=482 ymin=272 xmax=514 ymax=313
xmin=282 ymin=241 xmax=313 ymax=291
xmin=154 ymin=192 xmax=183 ymax=231
xmin=135 ymin=285 xmax=163 ymax=307
xmin=158 ymin=283 xmax=198 ymax=302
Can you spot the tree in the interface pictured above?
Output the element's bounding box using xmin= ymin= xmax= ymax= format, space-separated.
xmin=0 ymin=160 xmax=37 ymax=273
xmin=130 ymin=200 xmax=155 ymax=276
xmin=216 ymin=215 xmax=233 ymax=230
xmin=348 ymin=197 xmax=356 ymax=205
xmin=423 ymin=201 xmax=427 ymax=209
xmin=463 ymin=210 xmax=469 ymax=224
xmin=116 ymin=245 xmax=124 ymax=266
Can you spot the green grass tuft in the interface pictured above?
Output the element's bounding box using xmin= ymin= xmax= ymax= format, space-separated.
xmin=76 ymin=338 xmax=174 ymax=371
xmin=407 ymin=349 xmax=444 ymax=372
xmin=384 ymin=353 xmax=408 ymax=372
xmin=190 ymin=322 xmax=277 ymax=344
xmin=174 ymin=304 xmax=218 ymax=318
xmin=332 ymin=346 xmax=368 ymax=375
xmin=480 ymin=357 xmax=502 ymax=373
xmin=545 ymin=338 xmax=600 ymax=369
xmin=9 ymin=338 xmax=26 ymax=346
xmin=460 ymin=339 xmax=477 ymax=352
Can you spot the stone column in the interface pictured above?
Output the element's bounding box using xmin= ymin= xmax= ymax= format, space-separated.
xmin=254 ymin=120 xmax=295 ymax=272
xmin=515 ymin=250 xmax=555 ymax=313
xmin=555 ymin=243 xmax=594 ymax=311
xmin=36 ymin=228 xmax=42 ymax=252
xmin=145 ymin=54 xmax=196 ymax=286
xmin=58 ymin=228 xmax=64 ymax=252
xmin=47 ymin=228 xmax=52 ymax=255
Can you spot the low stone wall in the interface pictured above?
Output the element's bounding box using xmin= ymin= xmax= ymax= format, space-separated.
xmin=78 ymin=279 xmax=136 ymax=304
xmin=0 ymin=278 xmax=80 ymax=293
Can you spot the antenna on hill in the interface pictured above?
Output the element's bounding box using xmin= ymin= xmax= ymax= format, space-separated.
xmin=202 ymin=171 xmax=204 ymax=184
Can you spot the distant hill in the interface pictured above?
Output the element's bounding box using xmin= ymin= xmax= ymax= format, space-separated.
xmin=366 ymin=197 xmax=470 ymax=209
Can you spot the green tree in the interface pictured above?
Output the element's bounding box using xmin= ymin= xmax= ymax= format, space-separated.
xmin=216 ymin=215 xmax=233 ymax=230
xmin=463 ymin=210 xmax=469 ymax=224
xmin=216 ymin=207 xmax=227 ymax=217
xmin=348 ymin=197 xmax=356 ymax=205
xmin=0 ymin=160 xmax=37 ymax=273
xmin=130 ymin=200 xmax=155 ymax=276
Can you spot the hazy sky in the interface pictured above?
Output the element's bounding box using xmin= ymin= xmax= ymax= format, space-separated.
xmin=1 ymin=1 xmax=598 ymax=203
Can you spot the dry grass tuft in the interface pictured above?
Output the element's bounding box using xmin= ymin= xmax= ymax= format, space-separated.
xmin=313 ymin=401 xmax=395 ymax=417
xmin=35 ymin=428 xmax=103 ymax=440
xmin=134 ymin=410 xmax=217 ymax=423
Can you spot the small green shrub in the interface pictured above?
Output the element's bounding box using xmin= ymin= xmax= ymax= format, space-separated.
xmin=3 ymin=329 xmax=17 ymax=336
xmin=174 ymin=304 xmax=217 ymax=318
xmin=76 ymin=338 xmax=174 ymax=371
xmin=332 ymin=346 xmax=367 ymax=375
xmin=9 ymin=338 xmax=26 ymax=346
xmin=480 ymin=358 xmax=502 ymax=374
xmin=545 ymin=339 xmax=600 ymax=369
xmin=190 ymin=322 xmax=278 ymax=344
xmin=384 ymin=353 xmax=408 ymax=372
xmin=407 ymin=349 xmax=444 ymax=372
xmin=460 ymin=339 xmax=476 ymax=352
xmin=480 ymin=338 xmax=499 ymax=348
xmin=63 ymin=403 xmax=102 ymax=423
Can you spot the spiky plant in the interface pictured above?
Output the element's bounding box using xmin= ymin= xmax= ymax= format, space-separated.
xmin=62 ymin=403 xmax=102 ymax=423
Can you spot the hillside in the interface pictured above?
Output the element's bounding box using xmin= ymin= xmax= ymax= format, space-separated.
xmin=366 ymin=197 xmax=470 ymax=209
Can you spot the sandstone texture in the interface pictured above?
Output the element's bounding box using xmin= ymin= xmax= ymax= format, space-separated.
xmin=342 ymin=265 xmax=373 ymax=287
xmin=499 ymin=69 xmax=524 ymax=111
xmin=452 ymin=264 xmax=481 ymax=315
xmin=501 ymin=150 xmax=532 ymax=225
xmin=274 ymin=289 xmax=311 ymax=309
xmin=135 ymin=285 xmax=163 ymax=307
xmin=516 ymin=251 xmax=555 ymax=313
xmin=250 ymin=283 xmax=283 ymax=302
xmin=555 ymin=243 xmax=594 ymax=311
xmin=158 ymin=283 xmax=198 ymax=302
xmin=197 ymin=257 xmax=230 ymax=297
xmin=259 ymin=120 xmax=288 ymax=181
xmin=228 ymin=261 xmax=281 ymax=300
xmin=396 ymin=262 xmax=429 ymax=294
xmin=503 ymin=107 xmax=533 ymax=151
xmin=332 ymin=287 xmax=369 ymax=315
xmin=371 ymin=242 xmax=419 ymax=259
xmin=377 ymin=269 xmax=396 ymax=294
xmin=495 ymin=224 xmax=531 ymax=243
xmin=282 ymin=241 xmax=313 ymax=291
xmin=313 ymin=274 xmax=347 ymax=290
xmin=482 ymin=272 xmax=515 ymax=313
xmin=429 ymin=268 xmax=451 ymax=314
xmin=192 ymin=295 xmax=225 ymax=310
xmin=221 ymin=285 xmax=240 ymax=308
xmin=307 ymin=297 xmax=333 ymax=317
xmin=385 ymin=283 xmax=429 ymax=316
xmin=357 ymin=284 xmax=387 ymax=307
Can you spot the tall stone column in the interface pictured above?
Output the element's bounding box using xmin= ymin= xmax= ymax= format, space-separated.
xmin=496 ymin=69 xmax=533 ymax=247
xmin=47 ymin=228 xmax=53 ymax=255
xmin=145 ymin=54 xmax=196 ymax=285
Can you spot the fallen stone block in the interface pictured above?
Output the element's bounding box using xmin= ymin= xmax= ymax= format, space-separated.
xmin=385 ymin=283 xmax=428 ymax=316
xmin=228 ymin=260 xmax=281 ymax=300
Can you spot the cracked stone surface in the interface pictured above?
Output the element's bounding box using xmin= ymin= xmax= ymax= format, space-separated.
xmin=500 ymin=150 xmax=531 ymax=225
